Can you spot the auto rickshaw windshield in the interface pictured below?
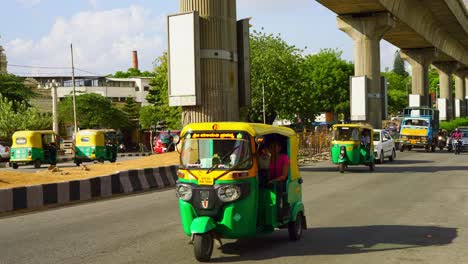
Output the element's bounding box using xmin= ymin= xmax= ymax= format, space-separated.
xmin=333 ymin=127 xmax=360 ymax=141
xmin=181 ymin=138 xmax=252 ymax=170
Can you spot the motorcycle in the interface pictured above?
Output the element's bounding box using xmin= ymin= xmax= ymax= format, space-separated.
xmin=437 ymin=135 xmax=447 ymax=150
xmin=453 ymin=139 xmax=463 ymax=155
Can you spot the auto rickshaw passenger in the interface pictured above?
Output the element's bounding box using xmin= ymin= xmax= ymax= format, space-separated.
xmin=268 ymin=141 xmax=290 ymax=220
xmin=361 ymin=130 xmax=371 ymax=156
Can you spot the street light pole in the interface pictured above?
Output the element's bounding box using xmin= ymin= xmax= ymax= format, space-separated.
xmin=262 ymin=85 xmax=266 ymax=124
xmin=51 ymin=80 xmax=59 ymax=134
xmin=70 ymin=43 xmax=78 ymax=134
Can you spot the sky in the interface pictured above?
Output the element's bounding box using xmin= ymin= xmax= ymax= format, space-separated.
xmin=0 ymin=0 xmax=402 ymax=77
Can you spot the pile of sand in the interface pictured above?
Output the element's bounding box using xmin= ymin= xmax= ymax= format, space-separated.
xmin=0 ymin=152 xmax=179 ymax=189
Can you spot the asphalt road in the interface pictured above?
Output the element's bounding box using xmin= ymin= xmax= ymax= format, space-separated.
xmin=1 ymin=150 xmax=467 ymax=264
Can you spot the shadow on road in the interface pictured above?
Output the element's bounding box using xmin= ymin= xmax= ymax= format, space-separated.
xmin=214 ymin=225 xmax=457 ymax=262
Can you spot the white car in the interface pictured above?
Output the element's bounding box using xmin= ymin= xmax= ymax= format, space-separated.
xmin=0 ymin=142 xmax=10 ymax=161
xmin=373 ymin=129 xmax=396 ymax=164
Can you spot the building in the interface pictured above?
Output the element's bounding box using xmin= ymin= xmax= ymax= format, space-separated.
xmin=23 ymin=75 xmax=152 ymax=112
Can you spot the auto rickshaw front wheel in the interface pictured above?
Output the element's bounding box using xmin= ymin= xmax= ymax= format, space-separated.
xmin=369 ymin=162 xmax=375 ymax=172
xmin=34 ymin=160 xmax=41 ymax=169
xmin=338 ymin=163 xmax=345 ymax=173
xmin=193 ymin=233 xmax=213 ymax=262
xmin=11 ymin=162 xmax=18 ymax=169
xmin=288 ymin=212 xmax=304 ymax=241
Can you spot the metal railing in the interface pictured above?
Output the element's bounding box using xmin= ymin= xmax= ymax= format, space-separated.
xmin=296 ymin=129 xmax=332 ymax=158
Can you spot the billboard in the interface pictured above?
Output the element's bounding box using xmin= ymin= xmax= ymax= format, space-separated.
xmin=167 ymin=12 xmax=201 ymax=106
xmin=350 ymin=76 xmax=368 ymax=121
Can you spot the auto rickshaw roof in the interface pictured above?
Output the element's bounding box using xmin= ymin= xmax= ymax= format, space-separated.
xmin=332 ymin=123 xmax=374 ymax=131
xmin=12 ymin=130 xmax=57 ymax=137
xmin=181 ymin=122 xmax=296 ymax=137
xmin=76 ymin=129 xmax=116 ymax=136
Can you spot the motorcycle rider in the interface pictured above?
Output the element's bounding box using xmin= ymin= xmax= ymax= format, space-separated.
xmin=452 ymin=128 xmax=463 ymax=140
xmin=452 ymin=128 xmax=463 ymax=153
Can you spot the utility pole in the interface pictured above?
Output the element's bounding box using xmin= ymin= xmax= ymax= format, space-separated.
xmin=262 ymin=85 xmax=266 ymax=124
xmin=70 ymin=43 xmax=78 ymax=134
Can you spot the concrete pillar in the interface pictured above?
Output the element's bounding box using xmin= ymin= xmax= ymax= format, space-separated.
xmin=454 ymin=70 xmax=468 ymax=117
xmin=433 ymin=62 xmax=458 ymax=120
xmin=338 ymin=13 xmax=394 ymax=128
xmin=180 ymin=0 xmax=239 ymax=125
xmin=400 ymin=48 xmax=435 ymax=107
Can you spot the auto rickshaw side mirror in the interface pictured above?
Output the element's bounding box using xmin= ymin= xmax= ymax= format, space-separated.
xmin=172 ymin=135 xmax=181 ymax=145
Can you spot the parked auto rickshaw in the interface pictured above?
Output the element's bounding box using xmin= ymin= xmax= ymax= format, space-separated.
xmin=176 ymin=122 xmax=307 ymax=262
xmin=74 ymin=129 xmax=118 ymax=165
xmin=331 ymin=124 xmax=375 ymax=173
xmin=10 ymin=130 xmax=58 ymax=169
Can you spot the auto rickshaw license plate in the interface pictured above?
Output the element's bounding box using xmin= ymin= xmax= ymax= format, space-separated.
xmin=198 ymin=176 xmax=214 ymax=185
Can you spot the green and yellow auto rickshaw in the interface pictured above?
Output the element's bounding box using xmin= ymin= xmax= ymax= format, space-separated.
xmin=176 ymin=122 xmax=306 ymax=262
xmin=74 ymin=129 xmax=118 ymax=165
xmin=331 ymin=124 xmax=375 ymax=173
xmin=10 ymin=130 xmax=58 ymax=169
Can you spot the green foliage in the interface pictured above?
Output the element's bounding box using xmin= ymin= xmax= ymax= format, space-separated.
xmin=0 ymin=94 xmax=52 ymax=139
xmin=382 ymin=71 xmax=410 ymax=115
xmin=0 ymin=73 xmax=37 ymax=105
xmin=428 ymin=67 xmax=439 ymax=95
xmin=302 ymin=49 xmax=354 ymax=119
xmin=393 ymin=50 xmax=408 ymax=77
xmin=249 ymin=30 xmax=306 ymax=123
xmin=113 ymin=68 xmax=154 ymax=78
xmin=440 ymin=117 xmax=468 ymax=132
xmin=123 ymin=97 xmax=140 ymax=120
xmin=58 ymin=93 xmax=130 ymax=129
xmin=144 ymin=53 xmax=181 ymax=129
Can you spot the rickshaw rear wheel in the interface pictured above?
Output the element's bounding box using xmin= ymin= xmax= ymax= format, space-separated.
xmin=369 ymin=162 xmax=375 ymax=172
xmin=11 ymin=163 xmax=19 ymax=169
xmin=34 ymin=160 xmax=41 ymax=169
xmin=193 ymin=234 xmax=213 ymax=262
xmin=400 ymin=145 xmax=405 ymax=152
xmin=338 ymin=163 xmax=345 ymax=173
xmin=288 ymin=212 xmax=303 ymax=241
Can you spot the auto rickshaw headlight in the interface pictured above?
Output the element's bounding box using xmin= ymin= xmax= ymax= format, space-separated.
xmin=340 ymin=146 xmax=346 ymax=155
xmin=175 ymin=184 xmax=192 ymax=201
xmin=216 ymin=185 xmax=241 ymax=202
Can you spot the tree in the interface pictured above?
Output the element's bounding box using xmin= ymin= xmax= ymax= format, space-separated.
xmin=0 ymin=73 xmax=37 ymax=105
xmin=0 ymin=95 xmax=52 ymax=140
xmin=58 ymin=93 xmax=130 ymax=129
xmin=382 ymin=71 xmax=410 ymax=115
xmin=123 ymin=97 xmax=140 ymax=120
xmin=113 ymin=68 xmax=154 ymax=78
xmin=302 ymin=49 xmax=354 ymax=119
xmin=144 ymin=53 xmax=181 ymax=129
xmin=249 ymin=30 xmax=305 ymax=124
xmin=393 ymin=50 xmax=408 ymax=77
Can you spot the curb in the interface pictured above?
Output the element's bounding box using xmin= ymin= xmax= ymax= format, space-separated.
xmin=0 ymin=165 xmax=178 ymax=214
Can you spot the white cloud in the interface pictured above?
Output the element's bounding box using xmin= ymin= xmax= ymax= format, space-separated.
xmin=6 ymin=5 xmax=166 ymax=76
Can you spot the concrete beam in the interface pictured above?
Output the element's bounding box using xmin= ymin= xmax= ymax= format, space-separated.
xmin=378 ymin=0 xmax=468 ymax=66
xmin=400 ymin=48 xmax=436 ymax=106
xmin=338 ymin=12 xmax=395 ymax=128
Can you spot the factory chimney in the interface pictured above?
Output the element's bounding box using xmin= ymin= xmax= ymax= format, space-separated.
xmin=132 ymin=50 xmax=139 ymax=70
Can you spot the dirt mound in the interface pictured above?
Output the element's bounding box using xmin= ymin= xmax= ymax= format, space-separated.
xmin=0 ymin=152 xmax=179 ymax=189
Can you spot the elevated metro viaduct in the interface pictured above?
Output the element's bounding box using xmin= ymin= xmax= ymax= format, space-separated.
xmin=318 ymin=0 xmax=468 ymax=126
